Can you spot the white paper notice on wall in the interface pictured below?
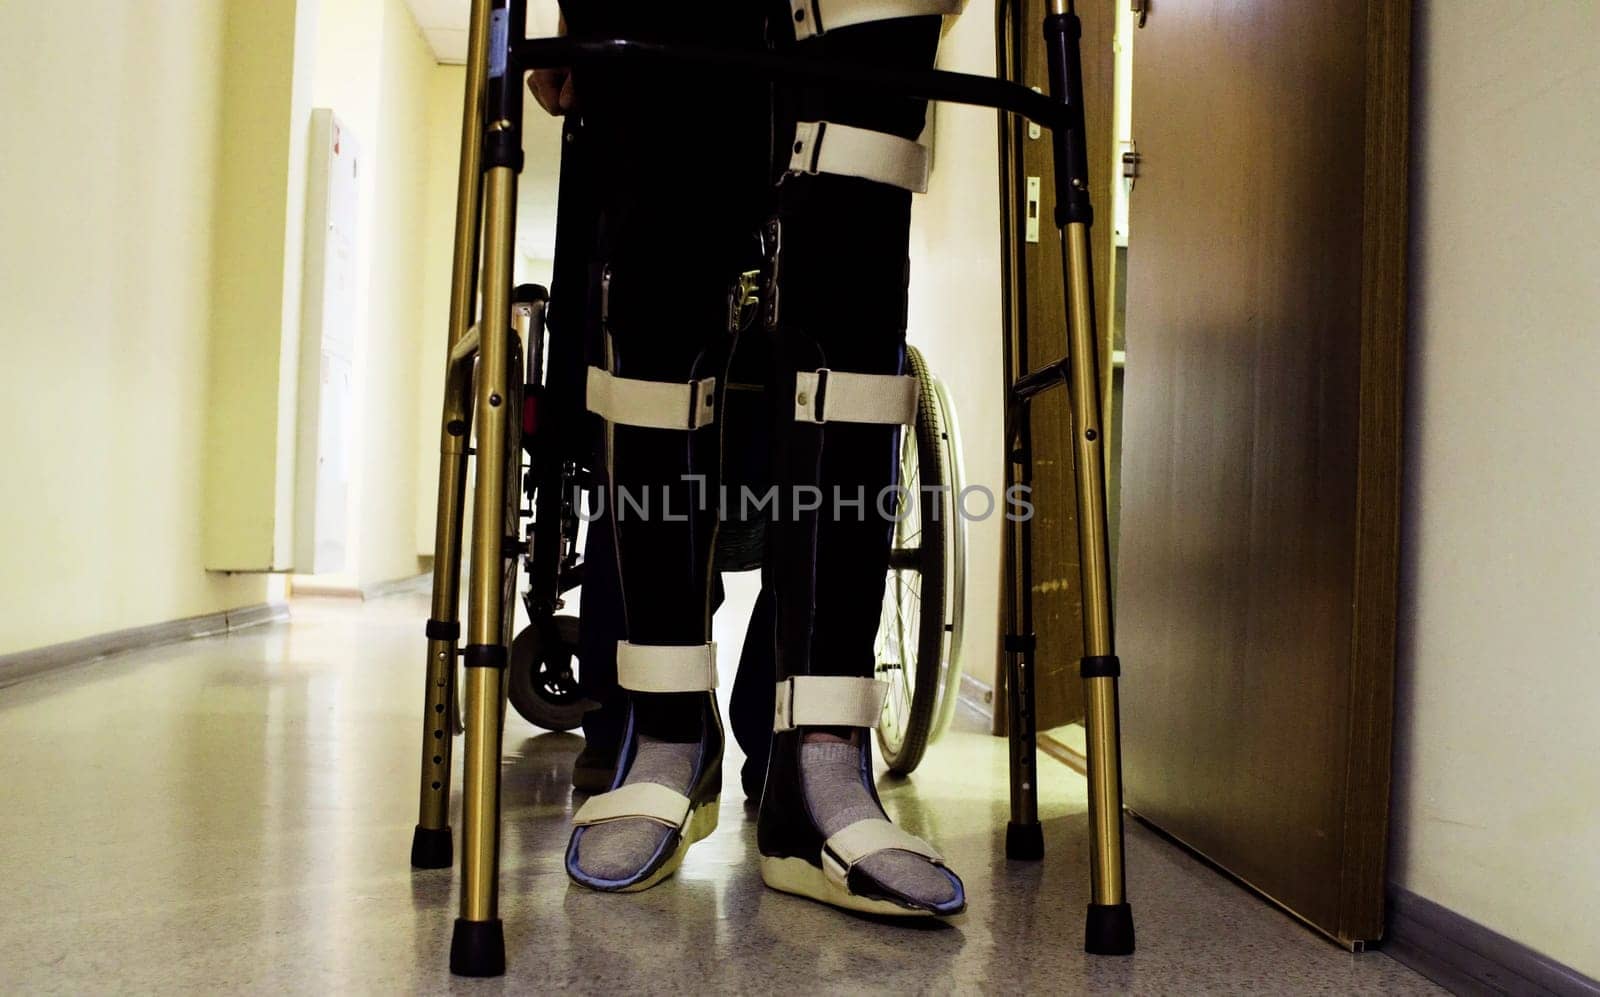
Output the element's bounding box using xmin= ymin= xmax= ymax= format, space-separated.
xmin=294 ymin=109 xmax=361 ymax=576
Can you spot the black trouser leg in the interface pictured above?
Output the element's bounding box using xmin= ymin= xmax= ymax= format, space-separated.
xmin=771 ymin=16 xmax=943 ymax=686
xmin=730 ymin=572 xmax=778 ymax=795
xmin=569 ymin=2 xmax=768 ymax=738
xmin=756 ymin=17 xmax=945 ymax=872
xmin=577 ymin=504 xmax=626 ymax=751
xmin=581 ymin=519 xmax=728 ymax=755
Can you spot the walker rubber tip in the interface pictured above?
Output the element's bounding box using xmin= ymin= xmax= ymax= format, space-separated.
xmin=450 ymin=918 xmax=506 ymax=977
xmin=410 ymin=825 xmax=453 ymax=869
xmin=1084 ymin=902 xmax=1135 ymax=955
xmin=1005 ymin=820 xmax=1044 ymax=861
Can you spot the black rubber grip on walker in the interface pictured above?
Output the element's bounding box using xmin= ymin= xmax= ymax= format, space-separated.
xmin=426 ymin=619 xmax=460 ymax=642
xmin=410 ymin=824 xmax=453 ymax=869
xmin=463 ymin=644 xmax=508 ymax=669
xmin=1004 ymin=633 xmax=1037 ymax=654
xmin=1043 ymin=13 xmax=1094 ymax=228
xmin=1080 ymin=654 xmax=1121 ymax=678
xmin=1085 ymin=902 xmax=1136 ymax=955
xmin=450 ymin=918 xmax=506 ymax=977
xmin=1006 ymin=821 xmax=1045 ymax=861
xmin=483 ymin=129 xmax=525 ymax=173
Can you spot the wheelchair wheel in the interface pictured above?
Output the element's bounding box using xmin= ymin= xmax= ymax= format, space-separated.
xmin=507 ymin=615 xmax=588 ymax=732
xmin=875 ymin=347 xmax=967 ymax=775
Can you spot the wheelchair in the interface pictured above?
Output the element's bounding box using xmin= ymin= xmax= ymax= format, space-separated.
xmin=498 ymin=128 xmax=969 ymax=775
xmin=410 ymin=0 xmax=1134 ymax=977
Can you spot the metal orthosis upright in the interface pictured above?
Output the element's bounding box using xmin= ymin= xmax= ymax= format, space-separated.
xmin=411 ymin=0 xmax=1134 ymax=976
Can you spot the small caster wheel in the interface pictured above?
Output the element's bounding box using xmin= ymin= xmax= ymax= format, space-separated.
xmin=507 ymin=614 xmax=590 ymax=731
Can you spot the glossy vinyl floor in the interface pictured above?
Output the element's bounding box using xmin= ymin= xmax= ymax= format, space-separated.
xmin=0 ymin=580 xmax=1441 ymax=995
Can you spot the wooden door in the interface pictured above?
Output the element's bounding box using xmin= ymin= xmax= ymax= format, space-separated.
xmin=999 ymin=0 xmax=1117 ymax=730
xmin=1118 ymin=1 xmax=1411 ymax=945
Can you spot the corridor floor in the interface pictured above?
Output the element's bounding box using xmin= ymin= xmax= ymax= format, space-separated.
xmin=0 ymin=586 xmax=1441 ymax=994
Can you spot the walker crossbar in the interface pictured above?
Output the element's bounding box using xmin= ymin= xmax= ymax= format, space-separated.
xmin=515 ymin=37 xmax=1066 ymax=128
xmin=419 ymin=0 xmax=1133 ymax=977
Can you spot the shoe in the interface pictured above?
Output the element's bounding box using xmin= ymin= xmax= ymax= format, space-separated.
xmin=564 ymin=642 xmax=723 ymax=892
xmin=572 ymin=742 xmax=617 ymax=794
xmin=741 ymin=756 xmax=765 ymax=804
xmin=756 ymin=676 xmax=965 ymax=917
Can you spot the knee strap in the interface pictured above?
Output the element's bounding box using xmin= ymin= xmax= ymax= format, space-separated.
xmin=788 ymin=121 xmax=930 ymax=194
xmin=788 ymin=0 xmax=962 ymax=41
xmin=774 ymin=676 xmax=888 ymax=731
xmin=794 ymin=368 xmax=920 ymax=425
xmin=587 ymin=367 xmax=717 ymax=431
xmin=618 ymin=641 xmax=719 ymax=693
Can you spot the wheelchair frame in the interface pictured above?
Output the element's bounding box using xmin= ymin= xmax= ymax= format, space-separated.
xmin=411 ymin=0 xmax=1134 ymax=976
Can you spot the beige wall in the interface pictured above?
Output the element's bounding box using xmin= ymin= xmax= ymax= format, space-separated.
xmin=909 ymin=2 xmax=1006 ymax=691
xmin=414 ymin=67 xmax=468 ymax=557
xmin=0 ymin=2 xmax=270 ymax=654
xmin=414 ymin=73 xmax=563 ymax=558
xmin=0 ymin=0 xmax=461 ymax=657
xmin=314 ymin=0 xmax=460 ymax=589
xmin=203 ymin=0 xmax=320 ymax=572
xmin=1392 ymin=0 xmax=1600 ymax=976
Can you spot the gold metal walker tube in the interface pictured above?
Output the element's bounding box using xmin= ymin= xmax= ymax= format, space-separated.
xmin=414 ymin=0 xmax=493 ymax=859
xmin=1062 ymin=221 xmax=1127 ymax=909
xmin=459 ymin=163 xmax=519 ymax=925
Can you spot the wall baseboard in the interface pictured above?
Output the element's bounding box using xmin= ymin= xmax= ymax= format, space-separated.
xmin=293 ymin=572 xmax=430 ymax=601
xmin=958 ymin=672 xmax=995 ymax=723
xmin=1038 ymin=737 xmax=1600 ymax=993
xmin=1039 ymin=729 xmax=1087 ymax=774
xmin=1383 ymin=886 xmax=1599 ymax=997
xmin=1021 ymin=725 xmax=1600 ymax=992
xmin=0 ymin=602 xmax=289 ymax=690
xmin=361 ymin=572 xmax=431 ymax=600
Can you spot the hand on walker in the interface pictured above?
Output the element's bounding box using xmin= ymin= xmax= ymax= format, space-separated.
xmin=528 ymin=16 xmax=574 ymax=115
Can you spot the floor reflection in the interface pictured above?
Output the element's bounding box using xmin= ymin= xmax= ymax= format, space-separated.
xmin=0 ymin=593 xmax=1442 ymax=994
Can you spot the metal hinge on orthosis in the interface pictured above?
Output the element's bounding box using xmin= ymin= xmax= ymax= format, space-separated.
xmin=762 ymin=217 xmax=784 ymax=333
xmin=728 ymin=269 xmax=763 ymax=335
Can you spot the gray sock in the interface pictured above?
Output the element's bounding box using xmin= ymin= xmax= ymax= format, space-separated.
xmin=574 ymin=735 xmax=698 ymax=881
xmin=799 ymin=740 xmax=956 ymax=906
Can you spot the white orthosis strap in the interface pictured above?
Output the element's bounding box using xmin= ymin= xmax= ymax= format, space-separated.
xmin=573 ymin=782 xmax=692 ymax=830
xmin=617 ymin=641 xmax=718 ymax=693
xmin=789 ymin=0 xmax=963 ymax=41
xmin=773 ymin=676 xmax=888 ymax=731
xmin=587 ymin=366 xmax=717 ymax=430
xmin=822 ymin=817 xmax=944 ymax=887
xmin=793 ymin=368 xmax=919 ymax=425
xmin=789 ymin=121 xmax=931 ymax=194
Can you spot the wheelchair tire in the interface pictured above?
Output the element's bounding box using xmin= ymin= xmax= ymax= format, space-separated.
xmin=507 ymin=615 xmax=588 ymax=732
xmin=875 ymin=347 xmax=965 ymax=775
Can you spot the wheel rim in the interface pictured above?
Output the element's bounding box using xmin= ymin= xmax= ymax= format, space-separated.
xmin=533 ymin=646 xmax=584 ymax=704
xmin=876 ymin=416 xmax=926 ymax=757
xmin=927 ymin=375 xmax=966 ymax=742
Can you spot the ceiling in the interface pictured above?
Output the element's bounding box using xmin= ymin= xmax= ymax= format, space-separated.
xmin=403 ymin=0 xmax=562 ymax=63
xmin=402 ymin=0 xmax=469 ymax=63
xmin=403 ymin=0 xmax=564 ymax=264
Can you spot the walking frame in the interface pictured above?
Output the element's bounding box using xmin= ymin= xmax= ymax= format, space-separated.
xmin=409 ymin=0 xmax=1134 ymax=976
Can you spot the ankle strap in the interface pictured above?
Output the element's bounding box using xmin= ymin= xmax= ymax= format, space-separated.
xmin=821 ymin=817 xmax=944 ymax=889
xmin=773 ymin=676 xmax=887 ymax=731
xmin=573 ymin=782 xmax=692 ymax=830
xmin=618 ymin=641 xmax=719 ymax=693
